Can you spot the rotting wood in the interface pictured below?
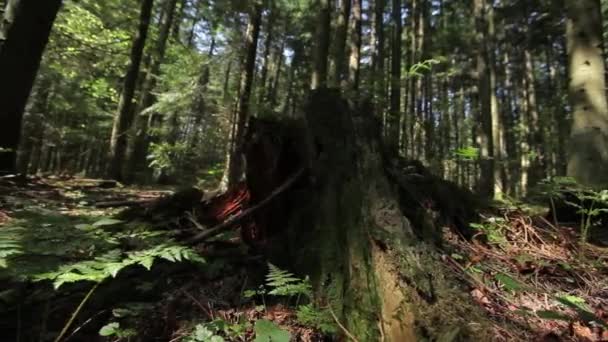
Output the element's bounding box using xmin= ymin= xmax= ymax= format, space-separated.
xmin=186 ymin=168 xmax=305 ymax=245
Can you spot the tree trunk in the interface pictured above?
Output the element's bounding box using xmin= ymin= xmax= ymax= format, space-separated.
xmin=171 ymin=0 xmax=186 ymax=41
xmin=16 ymin=75 xmax=51 ymax=174
xmin=332 ymin=0 xmax=351 ymax=87
xmin=502 ymin=49 xmax=518 ymax=195
xmin=348 ymin=0 xmax=362 ymax=91
xmin=257 ymin=3 xmax=275 ymax=105
xmin=0 ymin=0 xmax=61 ymax=174
xmin=473 ymin=0 xmax=495 ymax=199
xmin=311 ymin=0 xmax=331 ymax=90
xmin=371 ymin=0 xmax=385 ymax=118
xmin=107 ymin=0 xmax=154 ymax=181
xmin=523 ymin=48 xmax=543 ymax=190
xmin=186 ymin=36 xmax=215 ymax=152
xmin=186 ymin=1 xmax=201 ymax=48
xmin=0 ymin=0 xmax=19 ymax=52
xmin=566 ymin=0 xmax=608 ymax=187
xmin=487 ymin=2 xmax=503 ymax=198
xmin=547 ymin=47 xmax=569 ymax=177
xmin=125 ymin=0 xmax=178 ymax=182
xmin=268 ymin=38 xmax=285 ymax=108
xmin=226 ymin=4 xmax=262 ymax=186
xmin=387 ymin=0 xmax=402 ymax=156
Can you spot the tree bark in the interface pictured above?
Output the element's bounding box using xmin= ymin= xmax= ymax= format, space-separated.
xmin=257 ymin=2 xmax=275 ymax=105
xmin=371 ymin=0 xmax=385 ymax=117
xmin=0 ymin=0 xmax=61 ymax=174
xmin=348 ymin=0 xmax=362 ymax=91
xmin=226 ymin=4 xmax=262 ymax=186
xmin=332 ymin=0 xmax=351 ymax=87
xmin=311 ymin=0 xmax=331 ymax=90
xmin=566 ymin=0 xmax=608 ymax=187
xmin=124 ymin=0 xmax=179 ymax=182
xmin=387 ymin=0 xmax=402 ymax=156
xmin=16 ymin=75 xmax=51 ymax=174
xmin=107 ymin=0 xmax=154 ymax=181
xmin=473 ymin=0 xmax=495 ymax=199
xmin=0 ymin=0 xmax=19 ymax=52
xmin=261 ymin=90 xmax=490 ymax=341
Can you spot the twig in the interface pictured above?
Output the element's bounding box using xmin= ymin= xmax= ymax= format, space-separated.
xmin=54 ymin=283 xmax=100 ymax=342
xmin=328 ymin=305 xmax=359 ymax=342
xmin=186 ymin=168 xmax=305 ymax=245
xmin=63 ymin=310 xmax=108 ymax=342
xmin=179 ymin=289 xmax=213 ymax=319
xmin=95 ymin=199 xmax=152 ymax=208
xmin=186 ymin=212 xmax=207 ymax=231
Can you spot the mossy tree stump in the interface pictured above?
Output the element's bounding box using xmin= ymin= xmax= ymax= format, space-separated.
xmin=255 ymin=90 xmax=489 ymax=341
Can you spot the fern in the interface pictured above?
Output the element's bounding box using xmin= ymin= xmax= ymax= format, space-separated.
xmin=266 ymin=263 xmax=312 ymax=299
xmin=35 ymin=244 xmax=205 ymax=289
xmin=0 ymin=226 xmax=25 ymax=268
xmin=296 ymin=304 xmax=338 ymax=334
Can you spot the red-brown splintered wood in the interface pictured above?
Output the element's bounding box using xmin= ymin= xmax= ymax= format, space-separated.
xmin=187 ymin=168 xmax=305 ymax=245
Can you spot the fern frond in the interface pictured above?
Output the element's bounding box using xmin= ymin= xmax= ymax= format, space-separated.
xmin=266 ymin=263 xmax=312 ymax=298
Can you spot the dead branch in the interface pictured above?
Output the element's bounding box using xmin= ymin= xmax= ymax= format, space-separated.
xmin=95 ymin=199 xmax=153 ymax=208
xmin=186 ymin=168 xmax=305 ymax=245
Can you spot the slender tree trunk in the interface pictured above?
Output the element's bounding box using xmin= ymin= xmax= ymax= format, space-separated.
xmin=107 ymin=0 xmax=154 ymax=180
xmin=519 ymin=69 xmax=531 ymax=196
xmin=371 ymin=0 xmax=385 ymax=118
xmin=186 ymin=1 xmax=200 ymax=48
xmin=422 ymin=1 xmax=433 ymax=164
xmin=473 ymin=0 xmax=495 ymax=198
xmin=523 ymin=47 xmax=543 ymax=190
xmin=311 ymin=0 xmax=331 ymax=90
xmin=187 ymin=37 xmax=215 ymax=151
xmin=0 ymin=0 xmax=61 ymax=174
xmin=16 ymin=76 xmax=51 ymax=174
xmin=502 ymin=49 xmax=517 ymax=195
xmin=348 ymin=0 xmax=362 ymax=91
xmin=413 ymin=0 xmax=425 ymax=160
xmin=269 ymin=38 xmax=285 ymax=107
xmin=566 ymin=0 xmax=608 ymax=187
xmin=407 ymin=0 xmax=417 ymax=156
xmin=171 ymin=0 xmax=186 ymax=41
xmin=387 ymin=0 xmax=402 ymax=156
xmin=487 ymin=3 xmax=503 ymax=198
xmin=332 ymin=0 xmax=351 ymax=87
xmin=222 ymin=59 xmax=233 ymax=102
xmin=258 ymin=3 xmax=275 ymax=105
xmin=226 ymin=4 xmax=262 ymax=186
xmin=125 ymin=0 xmax=178 ymax=182
xmin=547 ymin=46 xmax=569 ymax=176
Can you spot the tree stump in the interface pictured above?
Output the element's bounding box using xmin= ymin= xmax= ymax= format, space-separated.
xmin=248 ymin=89 xmax=491 ymax=341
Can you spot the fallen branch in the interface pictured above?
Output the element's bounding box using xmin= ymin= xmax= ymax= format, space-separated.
xmin=186 ymin=168 xmax=305 ymax=245
xmin=95 ymin=199 xmax=153 ymax=208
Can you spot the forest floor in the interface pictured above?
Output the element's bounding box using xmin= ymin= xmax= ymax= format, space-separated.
xmin=0 ymin=176 xmax=607 ymax=341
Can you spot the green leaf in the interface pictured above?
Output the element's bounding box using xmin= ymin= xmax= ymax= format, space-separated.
xmin=75 ymin=223 xmax=93 ymax=230
xmin=495 ymin=273 xmax=525 ymax=292
xmin=106 ymin=263 xmax=124 ymax=277
xmin=254 ymin=320 xmax=290 ymax=342
xmin=92 ymin=218 xmax=123 ymax=227
xmin=138 ymin=256 xmax=155 ymax=270
xmin=192 ymin=324 xmax=215 ymax=340
xmin=99 ymin=322 xmax=120 ymax=336
xmin=557 ymin=295 xmax=589 ymax=311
